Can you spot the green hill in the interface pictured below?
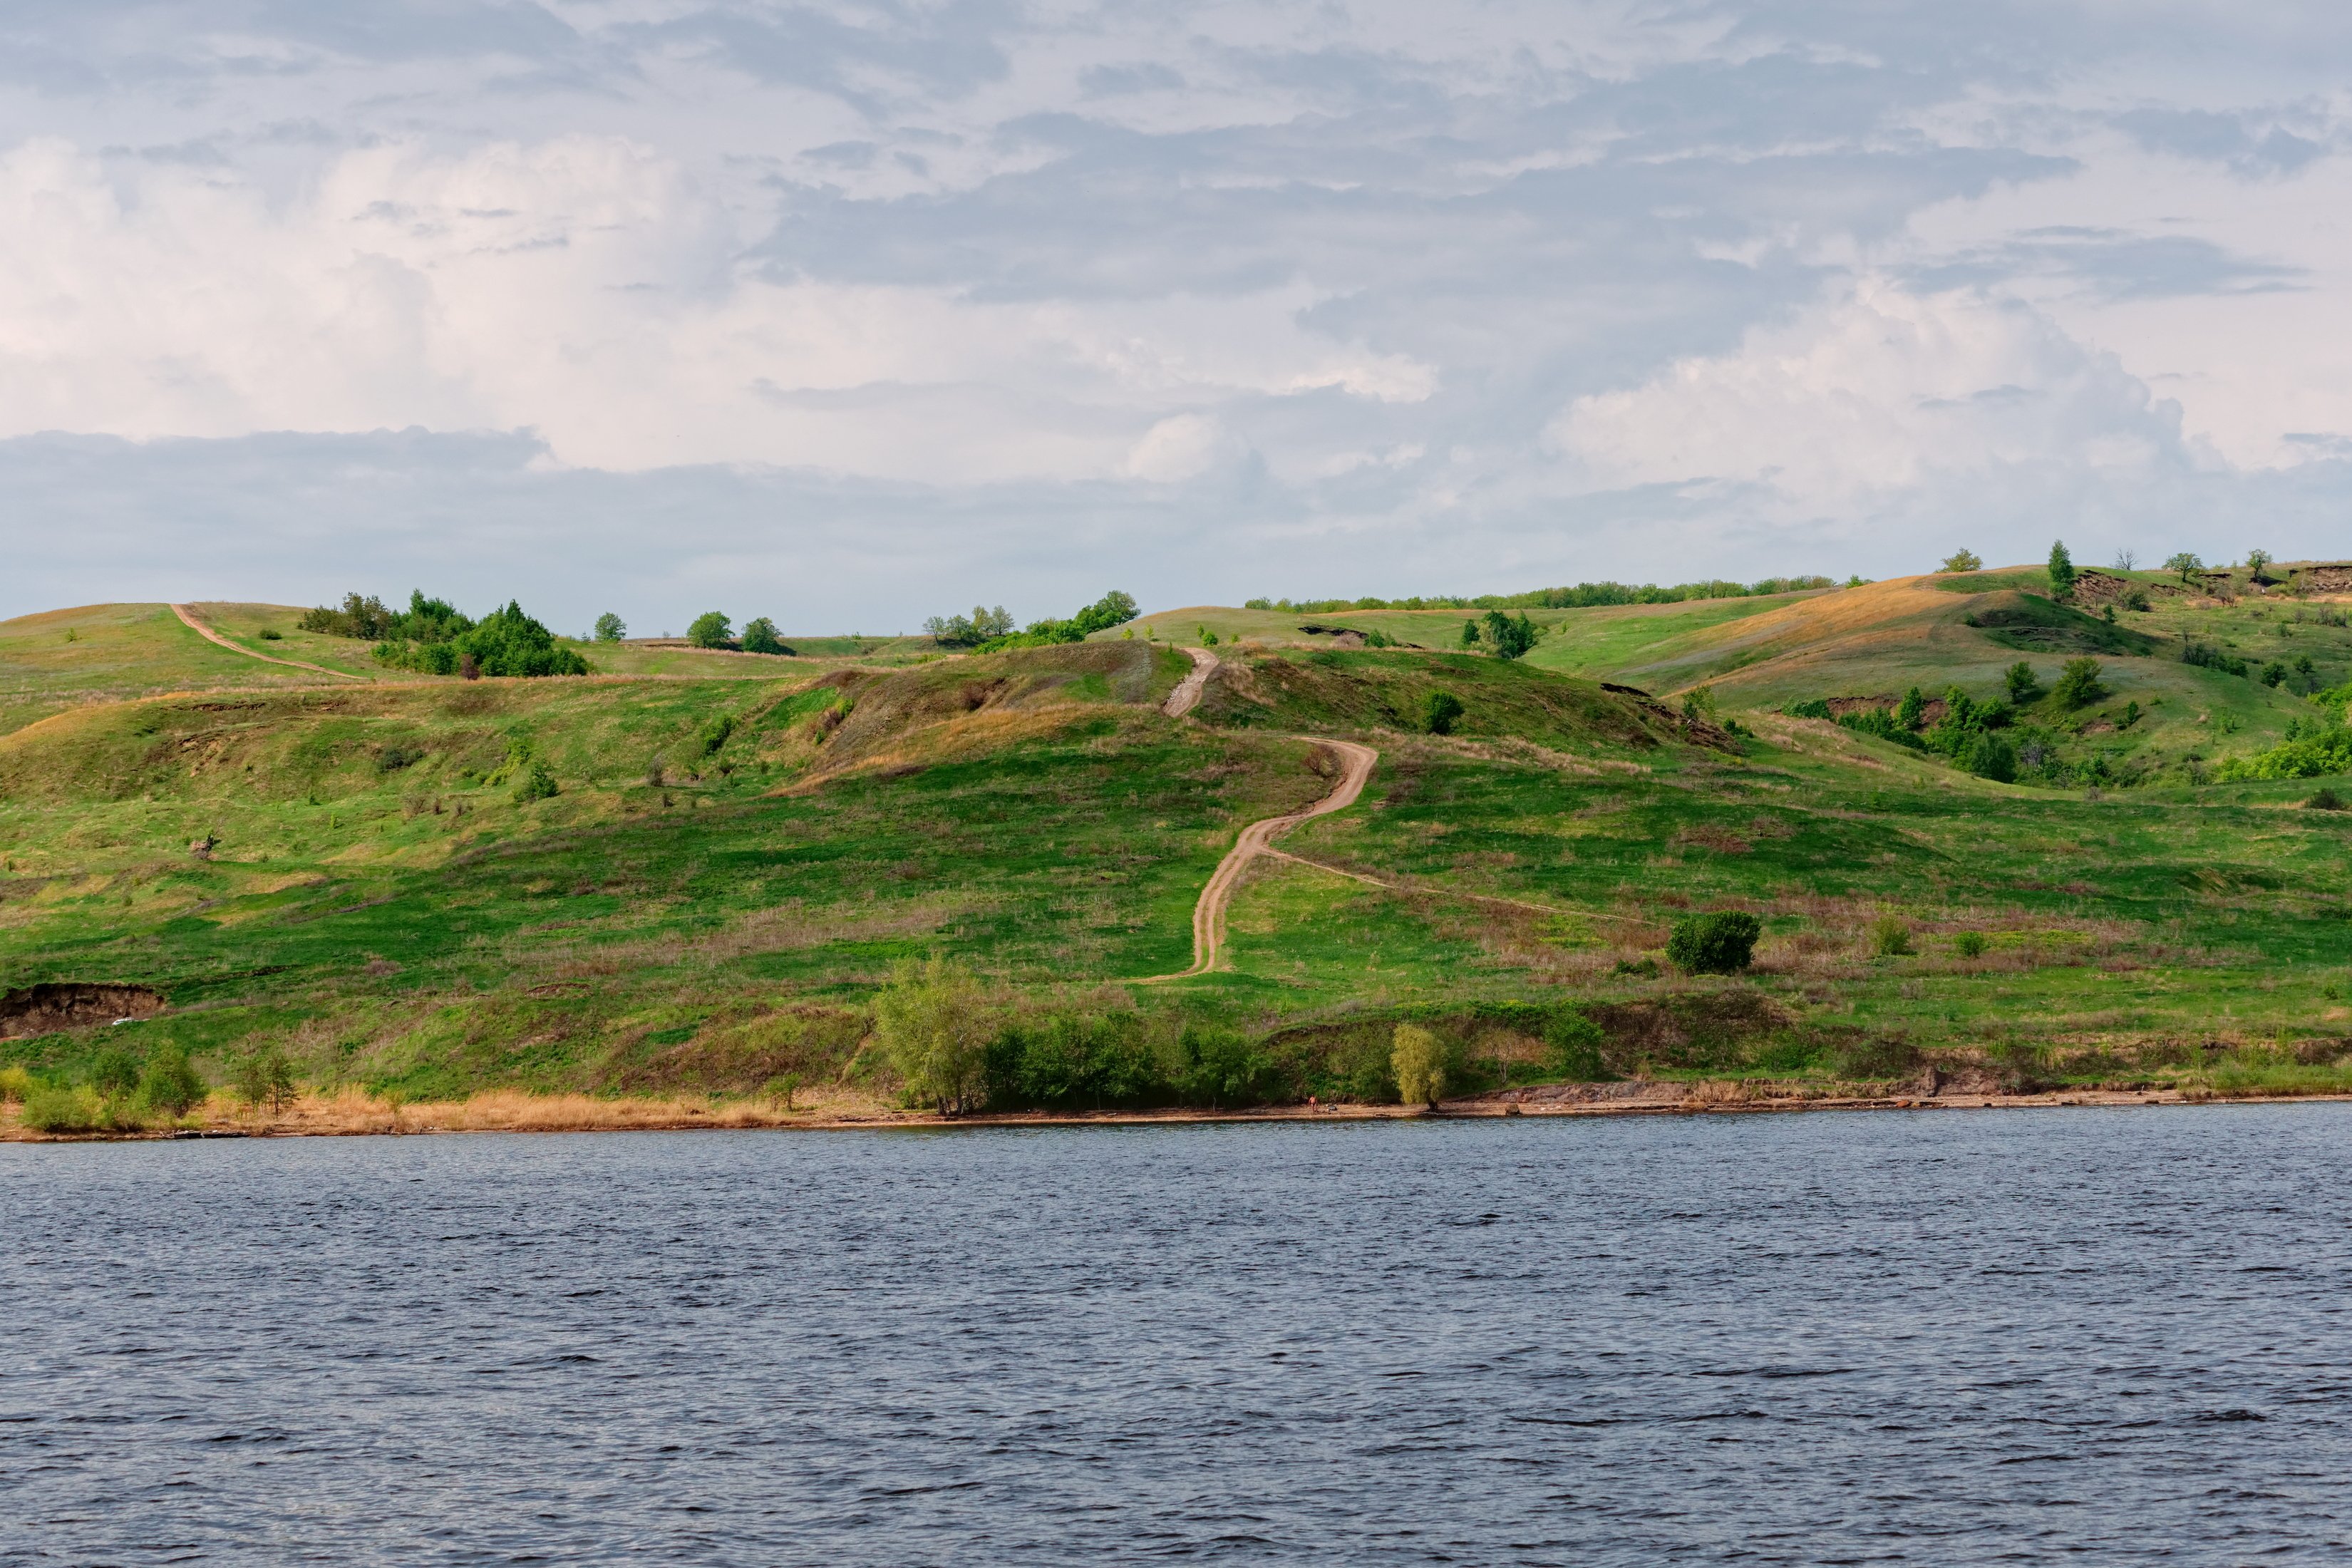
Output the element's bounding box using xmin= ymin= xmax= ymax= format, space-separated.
xmin=5 ymin=582 xmax=2352 ymax=1128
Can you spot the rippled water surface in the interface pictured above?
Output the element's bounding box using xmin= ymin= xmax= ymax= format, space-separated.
xmin=6 ymin=1107 xmax=2351 ymax=1564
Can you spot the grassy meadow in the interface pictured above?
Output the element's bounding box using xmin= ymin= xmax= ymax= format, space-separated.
xmin=4 ymin=577 xmax=2351 ymax=1133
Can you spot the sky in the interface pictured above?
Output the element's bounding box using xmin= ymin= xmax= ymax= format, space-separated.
xmin=4 ymin=1 xmax=2351 ymax=633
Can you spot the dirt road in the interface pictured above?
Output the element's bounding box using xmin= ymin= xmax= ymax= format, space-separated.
xmin=1142 ymin=738 xmax=1378 ymax=981
xmin=1162 ymin=644 xmax=1217 ymax=717
xmin=170 ymin=604 xmax=366 ymax=680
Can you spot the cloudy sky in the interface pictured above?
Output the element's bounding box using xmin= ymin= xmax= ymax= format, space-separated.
xmin=5 ymin=1 xmax=2350 ymax=631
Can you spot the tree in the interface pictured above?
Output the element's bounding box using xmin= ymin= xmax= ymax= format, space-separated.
xmin=2113 ymin=548 xmax=2138 ymax=570
xmin=1480 ymin=609 xmax=1537 ymax=659
xmin=138 ymin=1043 xmax=207 ymax=1116
xmin=1425 ymin=691 xmax=1464 ymax=735
xmin=2054 ymin=656 xmax=2105 ymax=708
xmin=1391 ymin=1023 xmax=1445 ymax=1108
xmin=2166 ymin=551 xmax=2204 ymax=584
xmin=236 ymin=1046 xmax=298 ymax=1115
xmin=2246 ymin=548 xmax=2274 ymax=582
xmin=1896 ymin=685 xmax=1927 ymax=730
xmin=2261 ymin=661 xmax=2289 ymax=687
xmin=593 ymin=612 xmax=626 ymax=643
xmin=2004 ymin=661 xmax=2041 ymax=704
xmin=88 ymin=1046 xmax=142 ymax=1100
xmin=741 ymin=617 xmax=789 ymax=655
xmin=1460 ymin=619 xmax=1480 ymax=649
xmin=1939 ymin=549 xmax=1983 ymax=573
xmin=872 ymin=956 xmax=994 ymax=1115
xmin=1666 ymin=911 xmax=1762 ymax=974
xmin=1966 ymin=733 xmax=2019 ymax=783
xmin=1544 ymin=1010 xmax=1606 ymax=1079
xmin=2047 ymin=540 xmax=2076 ymax=600
xmin=686 ymin=612 xmax=733 ymax=649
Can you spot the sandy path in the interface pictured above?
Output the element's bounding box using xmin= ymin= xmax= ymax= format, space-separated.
xmin=170 ymin=604 xmax=366 ymax=680
xmin=1162 ymin=644 xmax=1217 ymax=717
xmin=1141 ymin=738 xmax=1378 ymax=981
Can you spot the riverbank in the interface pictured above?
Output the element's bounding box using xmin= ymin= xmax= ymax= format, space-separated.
xmin=8 ymin=1080 xmax=2351 ymax=1140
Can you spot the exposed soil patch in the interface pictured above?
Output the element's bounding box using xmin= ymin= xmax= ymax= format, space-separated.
xmin=1 ymin=983 xmax=166 ymax=1039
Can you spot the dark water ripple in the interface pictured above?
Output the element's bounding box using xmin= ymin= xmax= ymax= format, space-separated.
xmin=4 ymin=1105 xmax=2351 ymax=1564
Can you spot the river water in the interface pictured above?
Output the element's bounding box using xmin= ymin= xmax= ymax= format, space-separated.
xmin=4 ymin=1107 xmax=2348 ymax=1565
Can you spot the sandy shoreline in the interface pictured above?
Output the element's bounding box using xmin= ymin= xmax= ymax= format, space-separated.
xmin=6 ymin=1083 xmax=2348 ymax=1142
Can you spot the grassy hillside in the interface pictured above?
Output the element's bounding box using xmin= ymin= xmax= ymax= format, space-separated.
xmin=6 ymin=589 xmax=2352 ymax=1128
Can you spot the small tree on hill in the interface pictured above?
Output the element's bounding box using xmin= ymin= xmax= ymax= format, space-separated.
xmin=873 ymin=956 xmax=994 ymax=1115
xmin=593 ymin=612 xmax=626 ymax=643
xmin=1966 ymin=733 xmax=2019 ymax=783
xmin=89 ymin=1046 xmax=142 ymax=1100
xmin=2004 ymin=661 xmax=2041 ymax=704
xmin=1425 ymin=691 xmax=1464 ymax=735
xmin=2166 ymin=551 xmax=2203 ymax=584
xmin=2054 ymin=656 xmax=2105 ymax=708
xmin=1940 ymin=549 xmax=1982 ymax=573
xmin=687 ymin=612 xmax=733 ymax=649
xmin=1391 ymin=1023 xmax=1445 ymax=1108
xmin=2047 ymin=540 xmax=2077 ymax=600
xmin=138 ymin=1043 xmax=207 ymax=1116
xmin=1896 ymin=686 xmax=1927 ymax=731
xmin=1666 ymin=911 xmax=1762 ymax=974
xmin=1460 ymin=619 xmax=1480 ymax=649
xmin=2246 ymin=548 xmax=2274 ymax=583
xmin=741 ymin=617 xmax=788 ymax=655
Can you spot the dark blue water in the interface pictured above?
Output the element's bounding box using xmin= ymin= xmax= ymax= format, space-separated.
xmin=4 ymin=1107 xmax=2350 ymax=1565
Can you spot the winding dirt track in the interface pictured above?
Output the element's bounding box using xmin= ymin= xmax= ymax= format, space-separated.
xmin=170 ymin=604 xmax=365 ymax=680
xmin=1161 ymin=644 xmax=1218 ymax=716
xmin=1140 ymin=738 xmax=1378 ymax=982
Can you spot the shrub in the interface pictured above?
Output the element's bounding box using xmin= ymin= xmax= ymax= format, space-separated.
xmin=1965 ymin=733 xmax=2018 ymax=783
xmin=873 ymin=956 xmax=994 ymax=1115
xmin=1425 ymin=691 xmax=1464 ymax=735
xmin=513 ymin=762 xmax=559 ymax=803
xmin=1896 ymin=686 xmax=1927 ymax=730
xmin=2261 ymin=661 xmax=2289 ymax=688
xmin=1953 ymin=931 xmax=1988 ymax=958
xmin=1869 ymin=915 xmax=1914 ymax=958
xmin=1940 ymin=549 xmax=1982 ymax=573
xmin=2213 ymin=726 xmax=2352 ymax=782
xmin=1666 ymin=911 xmax=1762 ymax=974
xmin=377 ymin=599 xmax=587 ymax=678
xmin=0 ymin=1065 xmax=33 ymax=1103
xmin=924 ymin=606 xmax=1015 ymax=647
xmin=89 ymin=1045 xmax=142 ymax=1100
xmin=138 ymin=1043 xmax=207 ymax=1117
xmin=21 ymin=1085 xmax=103 ymax=1133
xmin=1782 ymin=698 xmax=1832 ymax=720
xmin=2053 ymin=657 xmax=2105 ymax=708
xmin=1480 ymin=610 xmax=1539 ymax=660
xmin=258 ymin=628 xmax=282 ymax=640
xmin=741 ymin=617 xmax=790 ymax=656
xmin=235 ymin=1046 xmax=299 ymax=1114
xmin=594 ymin=612 xmax=626 ymax=643
xmin=2307 ymin=788 xmax=2346 ymax=811
xmin=2124 ymin=587 xmax=2151 ymax=612
xmin=687 ymin=611 xmax=733 ymax=649
xmin=1544 ymin=1011 xmax=1607 ymax=1080
xmin=1391 ymin=1023 xmax=1445 ymax=1108
xmin=1460 ymin=619 xmax=1479 ymax=649
xmin=1177 ymin=1026 xmax=1283 ymax=1108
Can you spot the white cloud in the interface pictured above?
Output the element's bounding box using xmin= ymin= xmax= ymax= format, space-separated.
xmin=1549 ymin=281 xmax=2186 ymax=507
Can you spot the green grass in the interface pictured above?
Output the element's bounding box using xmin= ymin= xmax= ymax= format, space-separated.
xmin=7 ymin=607 xmax=2352 ymax=1113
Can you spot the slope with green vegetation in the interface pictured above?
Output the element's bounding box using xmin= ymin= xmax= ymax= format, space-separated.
xmin=6 ymin=580 xmax=2352 ymax=1133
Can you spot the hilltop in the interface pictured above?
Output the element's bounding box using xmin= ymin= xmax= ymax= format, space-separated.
xmin=2 ymin=567 xmax=2351 ymax=1135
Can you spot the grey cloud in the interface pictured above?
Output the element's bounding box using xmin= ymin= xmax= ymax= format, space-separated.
xmin=1909 ymin=229 xmax=2304 ymax=300
xmin=2115 ymin=108 xmax=2328 ymax=176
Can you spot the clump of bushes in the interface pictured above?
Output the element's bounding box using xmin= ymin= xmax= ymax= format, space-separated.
xmin=1666 ymin=911 xmax=1762 ymax=974
xmin=376 ymin=599 xmax=589 ymax=678
xmin=1953 ymin=931 xmax=1988 ymax=958
xmin=1425 ymin=691 xmax=1464 ymax=735
xmin=1869 ymin=916 xmax=1914 ymax=958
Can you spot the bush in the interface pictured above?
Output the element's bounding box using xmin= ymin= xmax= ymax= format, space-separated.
xmin=2004 ymin=661 xmax=2041 ymax=704
xmin=512 ymin=762 xmax=559 ymax=803
xmin=1543 ymin=1011 xmax=1607 ymax=1080
xmin=594 ymin=612 xmax=626 ymax=643
xmin=1480 ymin=610 xmax=1539 ymax=660
xmin=1782 ymin=698 xmax=1832 ymax=720
xmin=2307 ymin=788 xmax=2346 ymax=811
xmin=1177 ymin=1026 xmax=1283 ymax=1108
xmin=89 ymin=1045 xmax=142 ymax=1100
xmin=741 ymin=617 xmax=791 ymax=656
xmin=1953 ymin=931 xmax=1988 ymax=958
xmin=376 ymin=599 xmax=587 ymax=678
xmin=1425 ymin=691 xmax=1464 ymax=735
xmin=1940 ymin=549 xmax=1982 ymax=573
xmin=1896 ymin=686 xmax=1927 ymax=730
xmin=1391 ymin=1023 xmax=1445 ymax=1108
xmin=235 ymin=1046 xmax=299 ymax=1114
xmin=687 ymin=611 xmax=733 ymax=649
xmin=2262 ymin=661 xmax=2289 ymax=688
xmin=873 ymin=957 xmax=994 ymax=1115
xmin=1666 ymin=911 xmax=1762 ymax=974
xmin=138 ymin=1043 xmax=207 ymax=1116
xmin=1965 ymin=733 xmax=2018 ymax=783
xmin=2048 ymin=539 xmax=2076 ymax=599
xmin=984 ymin=1009 xmax=1162 ymax=1110
xmin=0 ymin=1065 xmax=33 ymax=1103
xmin=1869 ymin=915 xmax=1913 ymax=958
xmin=2053 ymin=656 xmax=2105 ymax=708
xmin=21 ymin=1085 xmax=105 ymax=1133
